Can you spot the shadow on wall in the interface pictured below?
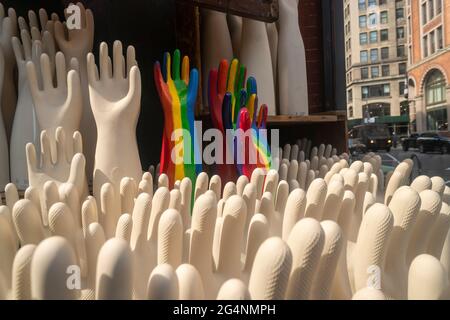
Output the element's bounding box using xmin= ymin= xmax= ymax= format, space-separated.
xmin=3 ymin=0 xmax=179 ymax=169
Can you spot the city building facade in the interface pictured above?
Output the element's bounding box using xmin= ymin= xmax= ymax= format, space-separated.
xmin=406 ymin=0 xmax=450 ymax=132
xmin=344 ymin=0 xmax=409 ymax=130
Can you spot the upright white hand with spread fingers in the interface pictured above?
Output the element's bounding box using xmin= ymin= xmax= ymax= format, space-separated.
xmin=10 ymin=29 xmax=43 ymax=189
xmin=54 ymin=2 xmax=95 ymax=178
xmin=0 ymin=3 xmax=18 ymax=139
xmin=87 ymin=41 xmax=142 ymax=200
xmin=27 ymin=52 xmax=82 ymax=160
xmin=26 ymin=127 xmax=87 ymax=201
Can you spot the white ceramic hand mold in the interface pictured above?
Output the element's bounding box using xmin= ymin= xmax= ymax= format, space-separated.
xmin=87 ymin=41 xmax=142 ymax=201
xmin=54 ymin=2 xmax=95 ymax=180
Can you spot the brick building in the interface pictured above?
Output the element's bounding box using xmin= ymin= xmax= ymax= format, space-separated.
xmin=343 ymin=0 xmax=409 ymax=127
xmin=407 ymin=0 xmax=450 ymax=131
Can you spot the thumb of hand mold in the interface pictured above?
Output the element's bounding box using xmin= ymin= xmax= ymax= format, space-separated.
xmin=189 ymin=193 xmax=216 ymax=298
xmin=310 ymin=221 xmax=343 ymax=300
xmin=89 ymin=41 xmax=142 ymax=198
xmin=217 ymin=279 xmax=251 ymax=300
xmin=384 ymin=186 xmax=420 ymax=299
xmin=407 ymin=190 xmax=441 ymax=265
xmin=31 ymin=236 xmax=79 ymax=300
xmin=96 ymin=238 xmax=133 ymax=300
xmin=408 ymin=254 xmax=448 ymax=300
xmin=249 ymin=237 xmax=292 ymax=300
xmin=352 ymin=204 xmax=393 ymax=293
xmin=11 ymin=244 xmax=36 ymax=300
xmin=147 ymin=263 xmax=178 ymax=300
xmin=282 ymin=188 xmax=306 ymax=241
xmin=176 ymin=264 xmax=205 ymax=300
xmin=286 ymin=218 xmax=324 ymax=300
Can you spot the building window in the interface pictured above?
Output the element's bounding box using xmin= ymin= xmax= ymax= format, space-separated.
xmin=359 ymin=15 xmax=367 ymax=28
xmin=398 ymin=63 xmax=406 ymax=75
xmin=430 ymin=30 xmax=436 ymax=54
xmin=423 ymin=35 xmax=428 ymax=57
xmin=348 ymin=89 xmax=353 ymax=103
xmin=368 ymin=13 xmax=377 ymax=27
xmin=425 ymin=70 xmax=446 ymax=106
xmin=436 ymin=0 xmax=442 ymax=14
xmin=363 ymin=103 xmax=391 ymax=117
xmin=361 ymin=67 xmax=369 ymax=79
xmin=380 ymin=11 xmax=388 ymax=24
xmin=361 ymin=84 xmax=391 ymax=99
xmin=429 ymin=0 xmax=434 ymax=19
xmin=437 ymin=27 xmax=443 ymax=49
xmin=396 ymin=27 xmax=405 ymax=39
xmin=348 ymin=106 xmax=354 ymax=118
xmin=396 ymin=8 xmax=404 ymax=19
xmin=422 ymin=2 xmax=427 ymax=24
xmin=399 ymin=81 xmax=406 ymax=96
xmin=360 ymin=50 xmax=369 ymax=63
xmin=371 ymin=66 xmax=380 ymax=78
xmin=381 ymin=47 xmax=389 ymax=59
xmin=368 ymin=0 xmax=377 ymax=7
xmin=359 ymin=0 xmax=366 ymax=10
xmin=370 ymin=48 xmax=379 ymax=62
xmin=360 ymin=32 xmax=368 ymax=44
xmin=370 ymin=31 xmax=378 ymax=43
xmin=397 ymin=45 xmax=405 ymax=57
xmin=380 ymin=29 xmax=389 ymax=41
xmin=382 ymin=65 xmax=390 ymax=76
xmin=379 ymin=0 xmax=387 ymax=5
xmin=425 ymin=70 xmax=447 ymax=130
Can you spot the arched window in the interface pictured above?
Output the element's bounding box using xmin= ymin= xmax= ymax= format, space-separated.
xmin=425 ymin=70 xmax=446 ymax=106
xmin=424 ymin=69 xmax=447 ymax=130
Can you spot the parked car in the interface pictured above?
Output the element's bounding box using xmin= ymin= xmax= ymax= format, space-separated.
xmin=402 ymin=133 xmax=420 ymax=151
xmin=416 ymin=131 xmax=450 ymax=154
xmin=348 ymin=124 xmax=392 ymax=152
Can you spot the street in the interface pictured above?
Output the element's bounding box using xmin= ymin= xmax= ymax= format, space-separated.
xmin=374 ymin=147 xmax=450 ymax=185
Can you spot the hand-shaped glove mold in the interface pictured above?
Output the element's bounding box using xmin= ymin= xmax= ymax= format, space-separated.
xmin=154 ymin=49 xmax=200 ymax=186
xmin=27 ymin=51 xmax=82 ymax=162
xmin=0 ymin=46 xmax=8 ymax=191
xmin=87 ymin=41 xmax=142 ymax=200
xmin=26 ymin=127 xmax=87 ymax=210
xmin=10 ymin=30 xmax=48 ymax=189
xmin=0 ymin=4 xmax=17 ymax=139
xmin=54 ymin=2 xmax=95 ymax=179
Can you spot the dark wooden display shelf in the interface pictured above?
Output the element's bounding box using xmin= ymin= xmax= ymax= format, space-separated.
xmin=267 ymin=114 xmax=338 ymax=125
xmin=178 ymin=0 xmax=279 ymax=22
